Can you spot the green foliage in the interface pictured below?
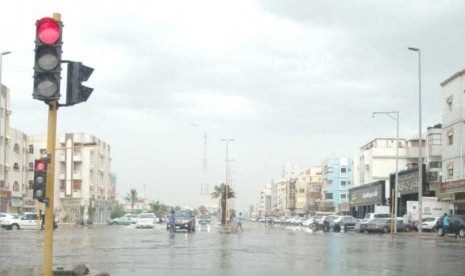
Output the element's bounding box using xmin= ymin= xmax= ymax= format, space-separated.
xmin=149 ymin=201 xmax=169 ymax=217
xmin=124 ymin=189 xmax=140 ymax=213
xmin=110 ymin=204 xmax=125 ymax=219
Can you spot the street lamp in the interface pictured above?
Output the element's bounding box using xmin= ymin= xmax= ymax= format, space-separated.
xmin=408 ymin=47 xmax=423 ymax=233
xmin=373 ymin=111 xmax=399 ymax=234
xmin=221 ymin=138 xmax=234 ymax=228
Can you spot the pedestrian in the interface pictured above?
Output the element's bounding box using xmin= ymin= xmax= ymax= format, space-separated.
xmin=236 ymin=212 xmax=243 ymax=232
xmin=167 ymin=210 xmax=175 ymax=233
xmin=442 ymin=213 xmax=450 ymax=236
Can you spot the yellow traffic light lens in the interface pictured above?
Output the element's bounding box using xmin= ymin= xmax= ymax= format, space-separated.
xmin=37 ymin=50 xmax=59 ymax=71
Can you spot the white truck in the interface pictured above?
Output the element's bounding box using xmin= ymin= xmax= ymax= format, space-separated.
xmin=406 ymin=197 xmax=451 ymax=223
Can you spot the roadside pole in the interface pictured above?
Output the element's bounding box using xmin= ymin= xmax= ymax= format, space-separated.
xmin=44 ymin=99 xmax=58 ymax=276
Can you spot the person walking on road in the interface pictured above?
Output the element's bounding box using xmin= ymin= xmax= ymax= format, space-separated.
xmin=443 ymin=213 xmax=450 ymax=236
xmin=167 ymin=210 xmax=175 ymax=233
xmin=236 ymin=212 xmax=243 ymax=232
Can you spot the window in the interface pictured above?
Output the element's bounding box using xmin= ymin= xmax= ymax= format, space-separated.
xmin=13 ymin=181 xmax=19 ymax=192
xmin=340 ymin=180 xmax=347 ymax=189
xmin=341 ymin=194 xmax=347 ymax=200
xmin=428 ymin=171 xmax=439 ymax=182
xmin=325 ymin=193 xmax=333 ymax=200
xmin=28 ymin=180 xmax=33 ymax=189
xmin=29 ymin=145 xmax=34 ymax=154
xmin=73 ymin=180 xmax=81 ymax=190
xmin=60 ymin=181 xmax=65 ymax=192
xmin=429 ymin=161 xmax=442 ymax=169
xmin=447 ymin=95 xmax=453 ymax=111
xmin=299 ymin=188 xmax=305 ymax=193
xmin=447 ymin=129 xmax=454 ymax=145
xmin=13 ymin=144 xmax=20 ymax=153
xmin=13 ymin=163 xmax=19 ymax=171
xmin=448 ymin=167 xmax=454 ymax=179
xmin=341 ymin=166 xmax=347 ymax=174
xmin=28 ymin=162 xmax=34 ymax=171
xmin=428 ymin=133 xmax=441 ymax=145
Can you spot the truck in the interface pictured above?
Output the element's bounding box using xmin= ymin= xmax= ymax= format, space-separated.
xmin=406 ymin=197 xmax=451 ymax=224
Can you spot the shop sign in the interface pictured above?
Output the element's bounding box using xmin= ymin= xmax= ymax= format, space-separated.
xmin=441 ymin=179 xmax=465 ymax=193
xmin=350 ymin=184 xmax=383 ymax=205
xmin=398 ymin=170 xmax=418 ymax=195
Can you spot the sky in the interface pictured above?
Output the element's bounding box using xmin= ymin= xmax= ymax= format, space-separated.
xmin=1 ymin=0 xmax=464 ymax=212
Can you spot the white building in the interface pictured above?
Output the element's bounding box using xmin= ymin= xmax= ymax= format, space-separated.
xmin=440 ymin=69 xmax=465 ymax=214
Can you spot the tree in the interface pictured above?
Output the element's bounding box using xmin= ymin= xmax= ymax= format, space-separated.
xmin=124 ymin=189 xmax=140 ymax=213
xmin=149 ymin=200 xmax=169 ymax=218
xmin=211 ymin=183 xmax=236 ymax=225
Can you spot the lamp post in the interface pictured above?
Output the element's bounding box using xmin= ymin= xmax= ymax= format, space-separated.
xmin=408 ymin=47 xmax=423 ymax=233
xmin=221 ymin=138 xmax=234 ymax=228
xmin=373 ymin=111 xmax=399 ymax=234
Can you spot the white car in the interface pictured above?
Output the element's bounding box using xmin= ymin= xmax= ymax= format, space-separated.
xmin=135 ymin=213 xmax=156 ymax=228
xmin=0 ymin=213 xmax=18 ymax=224
xmin=1 ymin=213 xmax=38 ymax=230
xmin=421 ymin=217 xmax=441 ymax=231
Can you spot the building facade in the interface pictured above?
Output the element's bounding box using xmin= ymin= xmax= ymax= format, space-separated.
xmin=321 ymin=158 xmax=352 ymax=213
xmin=440 ymin=69 xmax=465 ymax=214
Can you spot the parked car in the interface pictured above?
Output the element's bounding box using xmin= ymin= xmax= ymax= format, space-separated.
xmin=169 ymin=209 xmax=196 ymax=232
xmin=421 ymin=217 xmax=441 ymax=232
xmin=1 ymin=213 xmax=38 ymax=230
xmin=302 ymin=217 xmax=315 ymax=227
xmin=355 ymin=213 xmax=391 ymax=233
xmin=316 ymin=215 xmax=338 ymax=232
xmin=198 ymin=215 xmax=211 ymax=225
xmin=0 ymin=213 xmax=18 ymax=224
xmin=365 ymin=218 xmax=409 ymax=233
xmin=436 ymin=215 xmax=465 ymax=238
xmin=136 ymin=213 xmax=156 ymax=228
xmin=331 ymin=216 xmax=358 ymax=232
xmin=108 ymin=214 xmax=139 ymax=225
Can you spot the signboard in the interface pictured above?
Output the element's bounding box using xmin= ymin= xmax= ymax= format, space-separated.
xmin=397 ymin=170 xmax=419 ymax=195
xmin=441 ymin=179 xmax=465 ymax=193
xmin=350 ymin=182 xmax=384 ymax=206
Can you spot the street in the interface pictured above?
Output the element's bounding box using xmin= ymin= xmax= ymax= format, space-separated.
xmin=1 ymin=221 xmax=464 ymax=276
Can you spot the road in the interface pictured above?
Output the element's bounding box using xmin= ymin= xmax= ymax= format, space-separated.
xmin=1 ymin=221 xmax=464 ymax=276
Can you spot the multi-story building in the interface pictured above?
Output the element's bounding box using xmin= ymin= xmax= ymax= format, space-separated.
xmin=321 ymin=158 xmax=352 ymax=213
xmin=440 ymin=69 xmax=465 ymax=214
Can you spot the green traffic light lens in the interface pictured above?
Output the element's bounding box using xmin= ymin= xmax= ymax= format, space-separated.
xmin=35 ymin=190 xmax=43 ymax=198
xmin=36 ymin=79 xmax=58 ymax=97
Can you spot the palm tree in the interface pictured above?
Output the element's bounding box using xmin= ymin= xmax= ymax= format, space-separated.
xmin=124 ymin=189 xmax=140 ymax=213
xmin=211 ymin=183 xmax=236 ymax=225
xmin=149 ymin=200 xmax=169 ymax=218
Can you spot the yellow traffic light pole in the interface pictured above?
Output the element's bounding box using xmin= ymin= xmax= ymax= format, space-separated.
xmin=44 ymin=99 xmax=58 ymax=276
xmin=43 ymin=14 xmax=61 ymax=275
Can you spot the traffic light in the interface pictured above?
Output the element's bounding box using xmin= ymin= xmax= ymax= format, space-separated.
xmin=33 ymin=158 xmax=48 ymax=203
xmin=66 ymin=61 xmax=94 ymax=106
xmin=32 ymin=17 xmax=63 ymax=102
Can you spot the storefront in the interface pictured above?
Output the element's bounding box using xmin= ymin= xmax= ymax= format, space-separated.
xmin=391 ymin=165 xmax=428 ymax=216
xmin=440 ymin=179 xmax=465 ymax=215
xmin=349 ymin=180 xmax=386 ymax=219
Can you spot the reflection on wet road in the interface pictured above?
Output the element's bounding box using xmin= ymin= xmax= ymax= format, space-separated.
xmin=1 ymin=222 xmax=465 ymax=275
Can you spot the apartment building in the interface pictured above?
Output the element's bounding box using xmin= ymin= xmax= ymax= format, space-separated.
xmin=440 ymin=69 xmax=465 ymax=214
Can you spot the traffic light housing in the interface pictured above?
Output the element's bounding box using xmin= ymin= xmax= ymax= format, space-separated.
xmin=66 ymin=62 xmax=94 ymax=106
xmin=33 ymin=158 xmax=48 ymax=203
xmin=33 ymin=17 xmax=63 ymax=102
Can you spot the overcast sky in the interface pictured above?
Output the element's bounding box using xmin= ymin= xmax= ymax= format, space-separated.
xmin=1 ymin=1 xmax=464 ymax=211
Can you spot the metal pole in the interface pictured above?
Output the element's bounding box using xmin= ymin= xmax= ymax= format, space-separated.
xmin=395 ymin=112 xmax=399 ymax=233
xmin=372 ymin=111 xmax=399 ymax=233
xmin=409 ymin=47 xmax=423 ymax=233
xmin=44 ymin=100 xmax=58 ymax=276
xmin=43 ymin=12 xmax=60 ymax=276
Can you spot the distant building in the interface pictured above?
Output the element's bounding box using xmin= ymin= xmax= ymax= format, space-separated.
xmin=321 ymin=158 xmax=352 ymax=213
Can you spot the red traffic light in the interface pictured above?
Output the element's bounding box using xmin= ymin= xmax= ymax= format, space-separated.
xmin=37 ymin=17 xmax=60 ymax=45
xmin=35 ymin=160 xmax=47 ymax=171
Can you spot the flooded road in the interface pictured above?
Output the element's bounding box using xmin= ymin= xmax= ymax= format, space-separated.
xmin=1 ymin=222 xmax=464 ymax=275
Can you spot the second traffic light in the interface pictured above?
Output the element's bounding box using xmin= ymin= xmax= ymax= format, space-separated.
xmin=33 ymin=158 xmax=48 ymax=203
xmin=32 ymin=17 xmax=63 ymax=102
xmin=66 ymin=61 xmax=94 ymax=106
